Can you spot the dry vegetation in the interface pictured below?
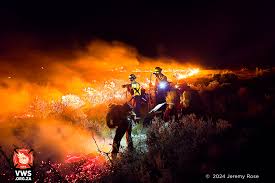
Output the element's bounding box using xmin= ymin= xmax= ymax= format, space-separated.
xmin=0 ymin=70 xmax=274 ymax=183
xmin=95 ymin=71 xmax=274 ymax=183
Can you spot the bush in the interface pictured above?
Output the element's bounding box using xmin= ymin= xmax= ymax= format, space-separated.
xmin=98 ymin=114 xmax=231 ymax=183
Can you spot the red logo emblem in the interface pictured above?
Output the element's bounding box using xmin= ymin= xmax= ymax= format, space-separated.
xmin=13 ymin=149 xmax=33 ymax=169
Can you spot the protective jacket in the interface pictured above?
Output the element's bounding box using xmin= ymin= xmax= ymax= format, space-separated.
xmin=130 ymin=81 xmax=142 ymax=96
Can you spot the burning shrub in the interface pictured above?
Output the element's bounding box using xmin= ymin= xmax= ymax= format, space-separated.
xmin=61 ymin=94 xmax=85 ymax=109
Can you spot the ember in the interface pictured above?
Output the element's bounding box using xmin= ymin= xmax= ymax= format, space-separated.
xmin=0 ymin=40 xmax=248 ymax=182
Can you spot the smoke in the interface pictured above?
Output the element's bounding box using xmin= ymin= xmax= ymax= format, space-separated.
xmin=0 ymin=39 xmax=200 ymax=161
xmin=0 ymin=117 xmax=109 ymax=161
xmin=0 ymin=39 xmax=200 ymax=114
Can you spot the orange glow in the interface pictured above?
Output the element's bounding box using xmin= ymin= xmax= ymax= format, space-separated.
xmin=0 ymin=40 xmax=203 ymax=117
xmin=173 ymin=68 xmax=200 ymax=80
xmin=0 ymin=40 xmax=204 ymax=162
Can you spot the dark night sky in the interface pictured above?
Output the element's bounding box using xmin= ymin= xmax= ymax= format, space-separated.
xmin=0 ymin=0 xmax=275 ymax=67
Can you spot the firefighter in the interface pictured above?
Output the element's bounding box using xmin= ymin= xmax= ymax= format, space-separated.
xmin=106 ymin=103 xmax=135 ymax=159
xmin=153 ymin=67 xmax=169 ymax=106
xmin=122 ymin=74 xmax=142 ymax=119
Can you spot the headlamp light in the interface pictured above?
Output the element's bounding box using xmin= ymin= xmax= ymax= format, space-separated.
xmin=159 ymin=81 xmax=167 ymax=89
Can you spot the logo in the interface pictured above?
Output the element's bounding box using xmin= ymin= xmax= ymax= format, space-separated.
xmin=13 ymin=149 xmax=33 ymax=169
xmin=13 ymin=148 xmax=34 ymax=181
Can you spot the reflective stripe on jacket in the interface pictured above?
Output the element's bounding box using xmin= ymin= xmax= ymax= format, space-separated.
xmin=131 ymin=82 xmax=141 ymax=96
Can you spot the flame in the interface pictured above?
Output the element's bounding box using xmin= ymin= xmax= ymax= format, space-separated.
xmin=61 ymin=94 xmax=85 ymax=109
xmin=0 ymin=41 xmax=203 ymax=118
xmin=0 ymin=39 xmax=254 ymax=181
xmin=0 ymin=40 xmax=202 ymax=169
xmin=174 ymin=68 xmax=200 ymax=80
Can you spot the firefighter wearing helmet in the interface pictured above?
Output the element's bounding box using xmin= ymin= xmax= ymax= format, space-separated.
xmin=153 ymin=67 xmax=169 ymax=106
xmin=122 ymin=74 xmax=142 ymax=119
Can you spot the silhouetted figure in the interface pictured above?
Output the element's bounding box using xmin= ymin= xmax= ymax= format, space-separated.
xmin=106 ymin=103 xmax=135 ymax=159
